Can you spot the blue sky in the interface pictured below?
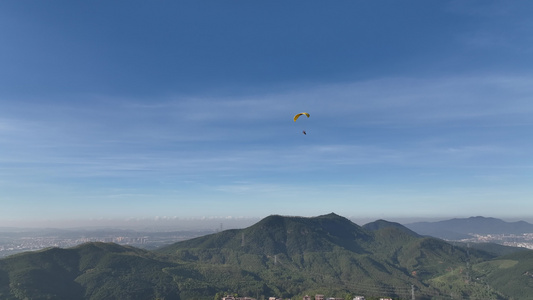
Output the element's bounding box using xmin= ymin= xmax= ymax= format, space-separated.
xmin=1 ymin=1 xmax=533 ymax=227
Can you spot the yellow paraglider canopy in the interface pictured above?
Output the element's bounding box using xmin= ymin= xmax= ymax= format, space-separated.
xmin=293 ymin=112 xmax=310 ymax=122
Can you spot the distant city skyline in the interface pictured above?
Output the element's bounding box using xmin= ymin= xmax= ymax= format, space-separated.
xmin=1 ymin=1 xmax=533 ymax=226
xmin=3 ymin=214 xmax=533 ymax=261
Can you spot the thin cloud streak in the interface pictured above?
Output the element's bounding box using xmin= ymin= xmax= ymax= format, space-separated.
xmin=2 ymin=75 xmax=531 ymax=174
xmin=1 ymin=74 xmax=532 ymax=221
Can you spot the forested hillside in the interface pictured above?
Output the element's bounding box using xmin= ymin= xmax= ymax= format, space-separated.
xmin=1 ymin=214 xmax=532 ymax=299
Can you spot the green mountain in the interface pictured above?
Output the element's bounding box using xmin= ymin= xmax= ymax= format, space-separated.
xmin=155 ymin=213 xmax=500 ymax=299
xmin=0 ymin=213 xmax=531 ymax=299
xmin=0 ymin=242 xmax=180 ymax=300
xmin=405 ymin=216 xmax=533 ymax=240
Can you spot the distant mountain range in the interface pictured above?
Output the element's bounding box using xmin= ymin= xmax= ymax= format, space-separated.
xmin=404 ymin=216 xmax=533 ymax=240
xmin=1 ymin=213 xmax=532 ymax=299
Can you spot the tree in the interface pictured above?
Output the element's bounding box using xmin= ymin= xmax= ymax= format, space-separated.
xmin=345 ymin=293 xmax=354 ymax=300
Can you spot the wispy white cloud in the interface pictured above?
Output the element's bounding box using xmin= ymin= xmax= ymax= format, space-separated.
xmin=2 ymin=75 xmax=532 ymax=178
xmin=2 ymin=74 xmax=532 ymax=222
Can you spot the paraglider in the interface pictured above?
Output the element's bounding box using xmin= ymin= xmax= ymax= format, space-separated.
xmin=293 ymin=112 xmax=310 ymax=122
xmin=294 ymin=112 xmax=310 ymax=135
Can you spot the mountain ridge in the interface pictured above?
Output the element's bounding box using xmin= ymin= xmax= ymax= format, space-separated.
xmin=404 ymin=216 xmax=533 ymax=240
xmin=1 ymin=213 xmax=531 ymax=299
xmin=155 ymin=213 xmax=498 ymax=298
